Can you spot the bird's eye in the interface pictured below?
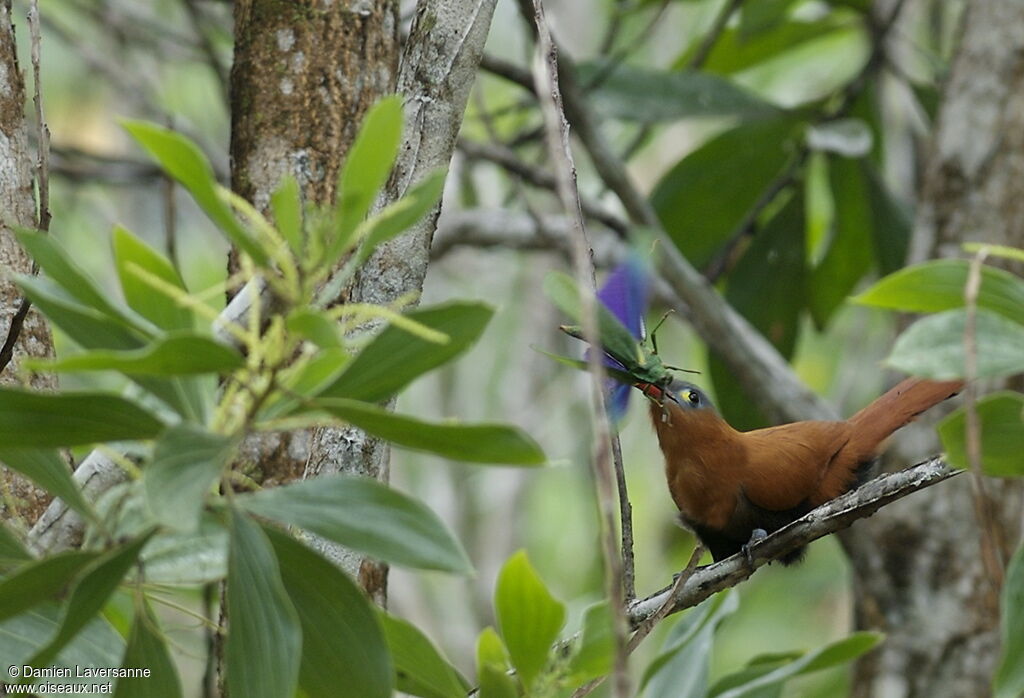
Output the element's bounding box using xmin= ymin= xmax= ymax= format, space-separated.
xmin=687 ymin=391 xmax=700 ymax=405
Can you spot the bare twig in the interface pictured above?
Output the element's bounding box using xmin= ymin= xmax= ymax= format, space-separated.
xmin=611 ymin=435 xmax=635 ymax=602
xmin=626 ymin=542 xmax=704 ymax=651
xmin=0 ymin=0 xmax=48 ymax=377
xmin=529 ymin=3 xmax=629 ymax=696
xmin=627 ymin=458 xmax=960 ymax=626
xmin=963 ymin=247 xmax=1006 ymax=590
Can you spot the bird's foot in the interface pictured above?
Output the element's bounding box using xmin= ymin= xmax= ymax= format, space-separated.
xmin=741 ymin=528 xmax=768 ymax=567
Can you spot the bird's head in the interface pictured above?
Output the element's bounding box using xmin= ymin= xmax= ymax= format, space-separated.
xmin=635 ymin=379 xmax=714 ymax=412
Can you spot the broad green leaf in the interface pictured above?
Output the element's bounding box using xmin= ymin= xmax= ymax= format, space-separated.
xmin=0 ymin=449 xmax=92 ymax=520
xmin=145 ymin=424 xmax=236 ymax=531
xmin=27 ymin=530 xmax=156 ymax=668
xmin=567 ymin=602 xmax=614 ymax=686
xmin=0 ymin=604 xmax=123 ymax=691
xmin=810 ymin=156 xmax=875 ymax=327
xmin=712 ymin=191 xmax=806 ymax=429
xmin=995 ymin=544 xmax=1024 ymax=698
xmin=739 ymin=0 xmax=799 ymax=37
xmin=17 ymin=276 xmax=147 ymax=350
xmin=112 ymin=226 xmax=193 ymax=331
xmin=585 ymin=63 xmax=779 ymax=123
xmin=379 ymin=612 xmax=468 ymax=698
xmin=477 ymin=626 xmax=518 ymax=698
xmin=0 ymin=551 xmax=99 ymax=623
xmin=709 ymin=653 xmax=804 ymax=698
xmin=271 ymin=174 xmax=304 ymax=255
xmin=495 ymin=550 xmax=566 ymax=691
xmin=0 ymin=521 xmax=30 ymax=567
xmin=265 ymin=527 xmax=392 ymax=698
xmin=114 ymin=602 xmax=182 ymax=698
xmin=123 ymin=121 xmax=268 ymax=265
xmin=886 ymin=309 xmax=1024 ymax=380
xmin=237 ymin=475 xmax=471 ymax=574
xmin=309 ymin=398 xmax=545 ymax=465
xmin=714 ymin=632 xmax=883 ymax=698
xmin=642 ymin=592 xmax=739 ymax=697
xmin=0 ymin=389 xmax=164 ymax=447
xmin=651 ymin=116 xmax=802 ymax=268
xmin=854 ymin=259 xmax=1024 ymax=326
xmin=331 ymin=96 xmax=404 ymax=258
xmin=29 ymin=332 xmax=244 ymax=376
xmin=226 ymin=510 xmax=301 ymax=698
xmin=140 ymin=515 xmax=227 ymax=585
xmin=676 ymin=15 xmax=861 ymax=75
xmin=17 ymin=230 xmax=149 ymax=333
xmin=321 ymin=301 xmax=493 ymax=403
xmin=356 ymin=168 xmax=447 ymax=265
xmin=287 ymin=308 xmax=342 ymax=348
xmin=938 ymin=392 xmax=1024 ymax=477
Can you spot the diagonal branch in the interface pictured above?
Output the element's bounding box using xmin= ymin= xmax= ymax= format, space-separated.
xmin=627 ymin=457 xmax=960 ymax=626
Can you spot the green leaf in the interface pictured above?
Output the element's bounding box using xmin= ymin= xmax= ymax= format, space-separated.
xmin=585 ymin=63 xmax=779 ymax=123
xmin=0 ymin=389 xmax=164 ymax=447
xmin=938 ymin=392 xmax=1024 ymax=477
xmin=995 ymin=544 xmax=1024 ymax=698
xmin=713 ymin=632 xmax=883 ymax=698
xmin=114 ymin=602 xmax=182 ymax=698
xmin=964 ymin=243 xmax=1024 ymax=265
xmin=17 ymin=230 xmax=150 ymax=333
xmin=886 ymin=309 xmax=1024 ymax=380
xmin=0 ymin=521 xmax=31 ymax=567
xmin=145 ymin=425 xmax=236 ymax=531
xmin=271 ymin=174 xmax=304 ymax=256
xmin=287 ymin=308 xmax=342 ymax=349
xmin=141 ymin=515 xmax=227 ymax=585
xmin=27 ymin=530 xmax=156 ymax=668
xmin=29 ymin=332 xmax=244 ymax=376
xmin=226 ymin=510 xmax=301 ymax=698
xmin=0 ymin=449 xmax=92 ymax=520
xmin=0 ymin=604 xmax=124 ymax=690
xmin=739 ymin=0 xmax=799 ymax=37
xmin=321 ymin=301 xmax=493 ymax=403
xmin=651 ymin=116 xmax=802 ymax=268
xmin=264 ymin=526 xmax=393 ymax=698
xmin=356 ymin=168 xmax=447 ymax=265
xmin=711 ymin=190 xmax=806 ymax=429
xmin=0 ymin=551 xmax=100 ymax=624
xmin=810 ymin=156 xmax=875 ymax=327
xmin=237 ymin=475 xmax=471 ymax=574
xmin=864 ymin=164 xmax=911 ymax=275
xmin=567 ymin=602 xmax=614 ymax=686
xmin=642 ymin=592 xmax=738 ymax=697
xmin=807 ymin=118 xmax=872 ymax=157
xmin=709 ymin=653 xmax=804 ymax=698
xmin=112 ymin=225 xmax=193 ymax=331
xmin=494 ymin=550 xmax=566 ymax=691
xmin=331 ymin=96 xmax=404 ymax=259
xmin=308 ymin=398 xmax=545 ymax=466
xmin=123 ymin=121 xmax=268 ymax=265
xmin=17 ymin=276 xmax=147 ymax=350
xmin=379 ymin=612 xmax=468 ymax=698
xmin=476 ymin=626 xmax=518 ymax=698
xmin=854 ymin=259 xmax=1024 ymax=326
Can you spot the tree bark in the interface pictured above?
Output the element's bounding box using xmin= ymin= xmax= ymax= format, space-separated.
xmin=0 ymin=0 xmax=56 ymax=526
xmin=848 ymin=2 xmax=1024 ymax=695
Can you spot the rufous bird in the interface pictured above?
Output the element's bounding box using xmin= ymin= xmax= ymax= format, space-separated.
xmin=635 ymin=377 xmax=963 ymax=563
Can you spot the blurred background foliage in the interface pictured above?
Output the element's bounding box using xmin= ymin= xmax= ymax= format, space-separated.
xmin=19 ymin=0 xmax=966 ymax=694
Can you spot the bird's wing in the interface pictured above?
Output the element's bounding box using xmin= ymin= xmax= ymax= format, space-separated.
xmin=739 ymin=421 xmax=851 ymax=511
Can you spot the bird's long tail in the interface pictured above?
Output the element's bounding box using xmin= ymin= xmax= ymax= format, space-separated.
xmin=847 ymin=377 xmax=964 ymax=452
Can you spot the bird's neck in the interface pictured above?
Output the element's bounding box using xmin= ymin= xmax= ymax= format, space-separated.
xmin=648 ymin=403 xmax=743 ymax=465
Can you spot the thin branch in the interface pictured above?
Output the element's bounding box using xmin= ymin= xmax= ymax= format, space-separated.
xmin=627 ymin=458 xmax=960 ymax=626
xmin=529 ymin=2 xmax=629 ymax=696
xmin=963 ymin=247 xmax=1006 ymax=591
xmin=611 ymin=435 xmax=635 ymax=602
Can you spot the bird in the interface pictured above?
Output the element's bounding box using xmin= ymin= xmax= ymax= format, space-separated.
xmin=634 ymin=377 xmax=963 ymax=564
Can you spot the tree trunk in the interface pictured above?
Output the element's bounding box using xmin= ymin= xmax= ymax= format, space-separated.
xmin=848 ymin=2 xmax=1024 ymax=695
xmin=0 ymin=0 xmax=56 ymax=525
